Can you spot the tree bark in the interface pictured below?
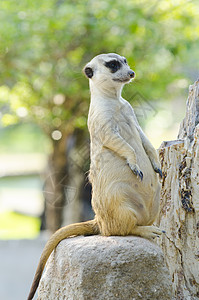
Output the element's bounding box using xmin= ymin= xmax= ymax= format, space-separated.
xmin=43 ymin=128 xmax=92 ymax=233
xmin=62 ymin=129 xmax=92 ymax=226
xmin=156 ymin=80 xmax=199 ymax=299
xmin=43 ymin=131 xmax=69 ymax=232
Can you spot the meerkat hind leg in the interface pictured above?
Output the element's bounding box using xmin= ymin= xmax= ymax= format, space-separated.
xmin=130 ymin=225 xmax=163 ymax=239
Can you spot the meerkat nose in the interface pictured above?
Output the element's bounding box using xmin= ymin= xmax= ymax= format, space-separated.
xmin=128 ymin=70 xmax=135 ymax=78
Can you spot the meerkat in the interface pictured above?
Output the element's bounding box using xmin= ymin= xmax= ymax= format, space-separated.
xmin=27 ymin=53 xmax=163 ymax=300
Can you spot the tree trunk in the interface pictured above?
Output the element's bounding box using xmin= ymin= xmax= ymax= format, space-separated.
xmin=156 ymin=80 xmax=199 ymax=299
xmin=43 ymin=128 xmax=92 ymax=233
xmin=43 ymin=131 xmax=69 ymax=232
xmin=62 ymin=129 xmax=92 ymax=226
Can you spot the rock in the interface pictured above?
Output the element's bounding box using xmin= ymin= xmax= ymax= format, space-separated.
xmin=38 ymin=235 xmax=172 ymax=300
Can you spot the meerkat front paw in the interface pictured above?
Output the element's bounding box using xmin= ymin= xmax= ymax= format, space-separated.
xmin=127 ymin=161 xmax=143 ymax=181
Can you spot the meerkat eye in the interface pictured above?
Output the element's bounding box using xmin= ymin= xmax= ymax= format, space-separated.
xmin=110 ymin=62 xmax=117 ymax=68
xmin=105 ymin=60 xmax=121 ymax=73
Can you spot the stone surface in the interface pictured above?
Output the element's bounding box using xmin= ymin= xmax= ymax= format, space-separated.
xmin=38 ymin=235 xmax=172 ymax=300
xmin=157 ymin=80 xmax=199 ymax=299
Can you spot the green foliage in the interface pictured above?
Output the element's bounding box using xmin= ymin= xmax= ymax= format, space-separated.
xmin=0 ymin=123 xmax=51 ymax=154
xmin=0 ymin=0 xmax=199 ymax=135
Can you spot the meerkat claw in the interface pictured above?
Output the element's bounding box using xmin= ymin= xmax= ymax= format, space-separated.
xmin=139 ymin=170 xmax=143 ymax=181
xmin=127 ymin=162 xmax=143 ymax=181
xmin=132 ymin=168 xmax=143 ymax=181
xmin=154 ymin=168 xmax=163 ymax=178
xmin=153 ymin=229 xmax=166 ymax=238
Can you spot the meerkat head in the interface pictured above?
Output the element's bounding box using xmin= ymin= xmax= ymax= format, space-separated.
xmin=83 ymin=53 xmax=135 ymax=94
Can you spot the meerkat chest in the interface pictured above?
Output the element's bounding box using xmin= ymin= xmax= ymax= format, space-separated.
xmin=88 ymin=98 xmax=141 ymax=143
xmin=115 ymin=104 xmax=140 ymax=141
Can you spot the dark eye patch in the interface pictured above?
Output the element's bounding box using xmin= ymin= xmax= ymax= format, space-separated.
xmin=105 ymin=60 xmax=121 ymax=73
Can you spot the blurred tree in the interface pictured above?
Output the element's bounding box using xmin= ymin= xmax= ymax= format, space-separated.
xmin=0 ymin=0 xmax=199 ymax=231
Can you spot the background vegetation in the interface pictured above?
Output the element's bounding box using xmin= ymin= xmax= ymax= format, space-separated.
xmin=0 ymin=0 xmax=199 ymax=236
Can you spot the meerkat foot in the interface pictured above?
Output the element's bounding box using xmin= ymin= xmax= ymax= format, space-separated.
xmin=131 ymin=225 xmax=165 ymax=239
xmin=127 ymin=162 xmax=143 ymax=181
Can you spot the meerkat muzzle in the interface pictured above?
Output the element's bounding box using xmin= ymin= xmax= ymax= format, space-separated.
xmin=128 ymin=70 xmax=135 ymax=78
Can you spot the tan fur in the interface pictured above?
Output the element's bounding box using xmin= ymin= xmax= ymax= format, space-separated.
xmin=27 ymin=53 xmax=162 ymax=300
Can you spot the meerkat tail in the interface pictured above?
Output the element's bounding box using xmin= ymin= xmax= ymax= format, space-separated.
xmin=27 ymin=219 xmax=99 ymax=300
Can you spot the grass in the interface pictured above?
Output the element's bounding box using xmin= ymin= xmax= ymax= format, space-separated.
xmin=0 ymin=211 xmax=41 ymax=239
xmin=0 ymin=123 xmax=47 ymax=239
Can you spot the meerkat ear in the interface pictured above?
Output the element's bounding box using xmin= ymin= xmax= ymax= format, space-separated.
xmin=83 ymin=66 xmax=94 ymax=79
